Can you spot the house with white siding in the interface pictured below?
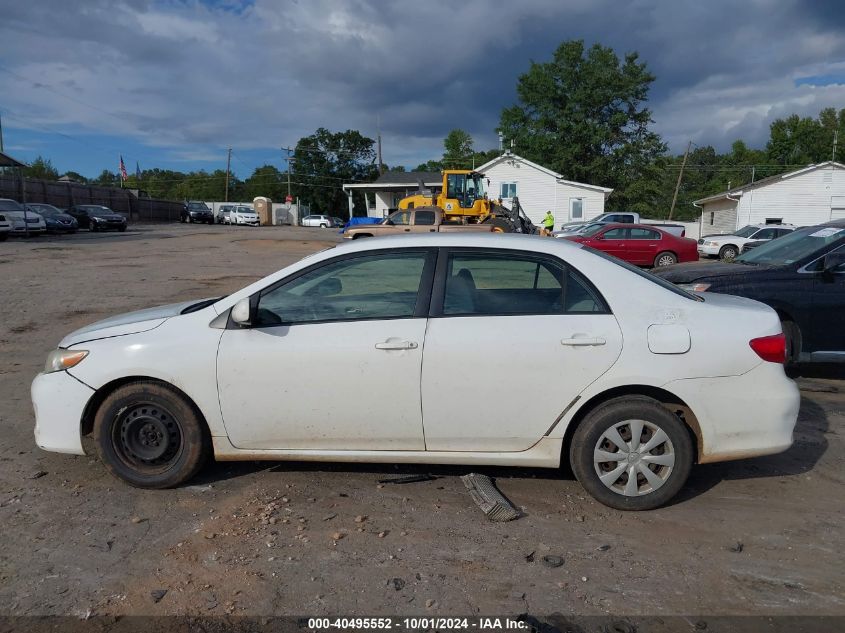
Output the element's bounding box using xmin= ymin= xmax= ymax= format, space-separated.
xmin=342 ymin=152 xmax=612 ymax=225
xmin=694 ymin=161 xmax=845 ymax=235
xmin=475 ymin=152 xmax=613 ymax=228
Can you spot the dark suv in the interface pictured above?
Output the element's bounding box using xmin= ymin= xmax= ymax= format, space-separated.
xmin=181 ymin=201 xmax=214 ymax=224
xmin=653 ymin=219 xmax=845 ymax=364
xmin=67 ymin=205 xmax=128 ymax=232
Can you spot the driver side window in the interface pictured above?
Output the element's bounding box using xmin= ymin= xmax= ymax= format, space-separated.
xmin=256 ymin=252 xmax=428 ymax=326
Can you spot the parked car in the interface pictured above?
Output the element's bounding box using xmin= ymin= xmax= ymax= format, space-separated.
xmin=230 ymin=205 xmax=259 ymax=226
xmin=562 ymin=223 xmax=698 ymax=267
xmin=26 ymin=203 xmax=78 ymax=233
xmin=217 ymin=204 xmax=234 ymax=224
xmin=643 ymin=223 xmax=686 ymax=238
xmin=697 ymin=224 xmax=795 ymax=260
xmin=654 ymin=220 xmax=845 ymax=364
xmin=0 ymin=212 xmax=10 ymax=241
xmin=301 ymin=214 xmax=335 ymax=228
xmin=0 ymin=198 xmax=46 ymax=234
xmin=343 ymin=207 xmax=495 ymax=239
xmin=32 ymin=233 xmax=799 ymax=511
xmin=67 ymin=205 xmax=127 ymax=232
xmin=181 ymin=201 xmax=214 ymax=224
xmin=741 ymin=239 xmax=766 ymax=254
xmin=553 ymin=222 xmax=606 ymax=239
xmin=560 ymin=211 xmax=640 ymax=232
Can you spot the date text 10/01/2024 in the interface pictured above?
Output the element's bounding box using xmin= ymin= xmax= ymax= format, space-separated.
xmin=307 ymin=618 xmax=529 ymax=630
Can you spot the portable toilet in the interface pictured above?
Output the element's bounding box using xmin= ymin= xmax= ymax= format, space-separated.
xmin=253 ymin=197 xmax=272 ymax=226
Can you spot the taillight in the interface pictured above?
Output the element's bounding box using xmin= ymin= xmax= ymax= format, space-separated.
xmin=749 ymin=333 xmax=786 ymax=364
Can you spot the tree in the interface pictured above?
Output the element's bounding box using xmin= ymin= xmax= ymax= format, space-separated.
xmin=93 ymin=169 xmax=120 ymax=187
xmin=443 ymin=129 xmax=474 ymax=168
xmin=767 ymin=108 xmax=845 ymax=166
xmin=244 ymin=165 xmax=286 ymax=201
xmin=414 ymin=159 xmax=444 ymax=172
xmin=498 ymin=40 xmax=666 ymax=211
xmin=291 ymin=128 xmax=379 ymax=216
xmin=25 ymin=156 xmax=59 ymax=180
xmin=61 ymin=170 xmax=88 ymax=183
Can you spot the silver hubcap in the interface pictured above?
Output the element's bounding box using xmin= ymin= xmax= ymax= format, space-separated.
xmin=657 ymin=255 xmax=674 ymax=266
xmin=593 ymin=419 xmax=675 ymax=496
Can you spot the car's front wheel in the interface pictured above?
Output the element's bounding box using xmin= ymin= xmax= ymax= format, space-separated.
xmin=570 ymin=396 xmax=693 ymax=510
xmin=719 ymin=244 xmax=738 ymax=260
xmin=93 ymin=381 xmax=210 ymax=488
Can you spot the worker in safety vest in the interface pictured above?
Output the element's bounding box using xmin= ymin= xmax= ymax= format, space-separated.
xmin=542 ymin=210 xmax=555 ymax=236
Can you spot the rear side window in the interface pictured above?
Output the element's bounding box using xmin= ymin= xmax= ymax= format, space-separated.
xmin=441 ymin=252 xmax=607 ymax=316
xmin=415 ymin=210 xmax=436 ymax=225
xmin=630 ymin=228 xmax=660 ymax=240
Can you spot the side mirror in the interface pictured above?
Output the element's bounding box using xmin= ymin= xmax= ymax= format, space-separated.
xmin=231 ymin=297 xmax=252 ymax=326
xmin=822 ymin=251 xmax=845 ymax=275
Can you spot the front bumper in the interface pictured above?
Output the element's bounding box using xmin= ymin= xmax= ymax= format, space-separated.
xmin=236 ymin=218 xmax=260 ymax=225
xmin=663 ymin=362 xmax=799 ymax=463
xmin=31 ymin=370 xmax=94 ymax=455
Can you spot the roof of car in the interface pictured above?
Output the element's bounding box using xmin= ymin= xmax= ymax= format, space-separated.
xmin=337 ymin=232 xmax=587 ymax=257
xmin=822 ymin=218 xmax=845 ymax=227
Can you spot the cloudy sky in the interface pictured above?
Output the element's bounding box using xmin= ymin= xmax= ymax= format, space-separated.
xmin=1 ymin=0 xmax=844 ymax=179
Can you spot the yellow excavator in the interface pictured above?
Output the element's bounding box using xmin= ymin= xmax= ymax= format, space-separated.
xmin=397 ymin=169 xmax=538 ymax=233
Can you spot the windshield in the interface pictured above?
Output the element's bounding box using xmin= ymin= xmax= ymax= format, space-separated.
xmin=579 ymin=223 xmax=608 ymax=236
xmin=31 ymin=205 xmax=60 ymax=216
xmin=736 ymin=225 xmax=845 ymax=266
xmin=0 ymin=200 xmax=25 ymax=212
xmin=734 ymin=225 xmax=759 ymax=238
xmin=586 ymin=247 xmax=703 ymax=302
xmin=237 ymin=207 xmax=253 ymax=213
xmin=189 ymin=202 xmax=210 ymax=210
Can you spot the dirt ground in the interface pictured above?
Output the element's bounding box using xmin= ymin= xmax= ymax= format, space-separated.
xmin=1 ymin=223 xmax=843 ymax=622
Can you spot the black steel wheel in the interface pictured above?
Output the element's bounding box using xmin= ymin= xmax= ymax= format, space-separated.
xmin=94 ymin=381 xmax=210 ymax=488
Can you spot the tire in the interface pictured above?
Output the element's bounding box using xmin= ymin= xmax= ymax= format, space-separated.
xmin=569 ymin=396 xmax=693 ymax=511
xmin=719 ymin=245 xmax=738 ymax=260
xmin=91 ymin=224 xmax=99 ymax=232
xmin=489 ymin=217 xmax=513 ymax=233
xmin=93 ymin=381 xmax=210 ymax=488
xmin=782 ymin=319 xmax=801 ymax=364
xmin=180 ymin=216 xmax=186 ymax=224
xmin=320 ymin=223 xmax=328 ymax=228
xmin=0 ymin=233 xmax=7 ymax=241
xmin=653 ymin=251 xmax=677 ymax=267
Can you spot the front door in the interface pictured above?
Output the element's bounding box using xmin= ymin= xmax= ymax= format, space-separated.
xmin=217 ymin=250 xmax=435 ymax=450
xmin=809 ymin=243 xmax=845 ymax=360
xmin=421 ymin=250 xmax=623 ymax=452
xmin=589 ymin=227 xmax=628 ymax=260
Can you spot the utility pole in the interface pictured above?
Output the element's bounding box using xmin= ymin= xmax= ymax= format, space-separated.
xmin=668 ymin=140 xmax=692 ymax=221
xmin=377 ymin=114 xmax=384 ymax=174
xmin=833 ymin=130 xmax=839 ymax=163
xmin=224 ymin=147 xmax=232 ymax=202
xmin=283 ymin=150 xmax=293 ymax=201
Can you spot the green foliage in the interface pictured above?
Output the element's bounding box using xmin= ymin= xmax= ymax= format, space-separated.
xmin=244 ymin=165 xmax=286 ymax=201
xmin=291 ymin=127 xmax=379 ymax=217
xmin=61 ymin=170 xmax=88 ymax=183
xmin=767 ymin=107 xmax=845 ymax=166
xmin=498 ymin=40 xmax=667 ymax=211
xmin=443 ymin=129 xmax=474 ymax=168
xmin=25 ymin=156 xmax=59 ymax=180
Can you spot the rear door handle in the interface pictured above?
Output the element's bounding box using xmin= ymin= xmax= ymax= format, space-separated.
xmin=375 ymin=340 xmax=418 ymax=350
xmin=561 ymin=337 xmax=606 ymax=346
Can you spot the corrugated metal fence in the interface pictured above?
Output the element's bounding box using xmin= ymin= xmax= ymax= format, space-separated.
xmin=0 ymin=174 xmax=184 ymax=221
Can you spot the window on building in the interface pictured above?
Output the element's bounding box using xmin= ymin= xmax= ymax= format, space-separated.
xmin=500 ymin=182 xmax=517 ymax=199
xmin=570 ymin=198 xmax=584 ymax=219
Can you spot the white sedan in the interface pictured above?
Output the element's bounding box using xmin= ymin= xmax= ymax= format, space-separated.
xmin=31 ymin=234 xmax=799 ymax=510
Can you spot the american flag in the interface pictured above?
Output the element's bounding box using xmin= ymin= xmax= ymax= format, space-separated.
xmin=119 ymin=155 xmax=128 ymax=181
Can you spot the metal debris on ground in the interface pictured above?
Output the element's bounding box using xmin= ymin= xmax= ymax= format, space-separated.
xmin=541 ymin=555 xmax=564 ymax=568
xmin=461 ymin=473 xmax=521 ymax=522
xmin=377 ymin=474 xmax=438 ymax=485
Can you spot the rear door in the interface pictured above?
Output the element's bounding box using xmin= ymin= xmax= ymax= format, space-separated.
xmin=627 ymin=227 xmax=662 ymax=265
xmin=420 ymin=249 xmax=622 ymax=452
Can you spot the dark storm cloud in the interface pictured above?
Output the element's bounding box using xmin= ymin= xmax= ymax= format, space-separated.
xmin=1 ymin=0 xmax=844 ymax=169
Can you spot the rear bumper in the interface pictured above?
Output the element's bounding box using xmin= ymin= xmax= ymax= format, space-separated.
xmin=663 ymin=362 xmax=799 ymax=463
xmin=31 ymin=371 xmax=93 ymax=455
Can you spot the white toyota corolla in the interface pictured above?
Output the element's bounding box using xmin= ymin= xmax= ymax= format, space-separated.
xmin=32 ymin=234 xmax=799 ymax=510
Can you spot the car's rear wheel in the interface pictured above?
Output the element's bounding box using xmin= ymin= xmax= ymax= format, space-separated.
xmin=570 ymin=396 xmax=693 ymax=511
xmin=653 ymin=251 xmax=677 ymax=267
xmin=93 ymin=381 xmax=210 ymax=488
xmin=719 ymin=245 xmax=738 ymax=260
xmin=320 ymin=223 xmax=328 ymax=228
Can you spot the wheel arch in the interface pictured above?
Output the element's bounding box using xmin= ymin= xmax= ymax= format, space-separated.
xmin=561 ymin=385 xmax=702 ymax=465
xmin=81 ymin=376 xmax=212 ymax=440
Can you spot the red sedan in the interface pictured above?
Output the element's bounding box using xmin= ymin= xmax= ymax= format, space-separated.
xmin=563 ymin=223 xmax=698 ymax=267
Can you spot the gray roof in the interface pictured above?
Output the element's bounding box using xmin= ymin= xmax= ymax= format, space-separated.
xmin=374 ymin=171 xmax=440 ymax=185
xmin=0 ymin=151 xmax=28 ymax=168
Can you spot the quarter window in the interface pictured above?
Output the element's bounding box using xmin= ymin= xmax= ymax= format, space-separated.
xmin=441 ymin=253 xmax=606 ymax=316
xmin=256 ymin=253 xmax=428 ymax=326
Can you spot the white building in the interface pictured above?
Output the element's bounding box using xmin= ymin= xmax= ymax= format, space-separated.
xmin=342 ymin=152 xmax=612 ymax=226
xmin=475 ymin=152 xmax=613 ymax=227
xmin=694 ymin=161 xmax=845 ymax=234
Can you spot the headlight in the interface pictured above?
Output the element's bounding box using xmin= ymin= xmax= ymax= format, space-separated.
xmin=706 ymin=241 xmax=719 ymax=247
xmin=678 ymin=283 xmax=711 ymax=293
xmin=44 ymin=349 xmax=89 ymax=373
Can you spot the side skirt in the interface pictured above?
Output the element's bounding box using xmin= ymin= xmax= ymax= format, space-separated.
xmin=211 ymin=436 xmax=563 ymax=468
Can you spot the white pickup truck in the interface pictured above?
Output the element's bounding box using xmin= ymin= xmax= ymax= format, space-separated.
xmin=560 ymin=212 xmax=640 ymax=232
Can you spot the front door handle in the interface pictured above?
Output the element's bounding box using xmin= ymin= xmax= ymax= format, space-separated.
xmin=375 ymin=340 xmax=418 ymax=350
xmin=561 ymin=336 xmax=606 ymax=346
